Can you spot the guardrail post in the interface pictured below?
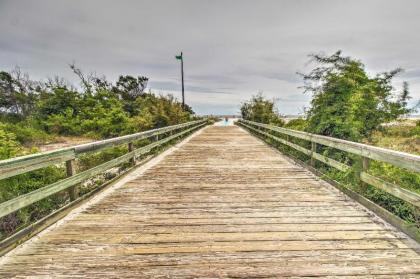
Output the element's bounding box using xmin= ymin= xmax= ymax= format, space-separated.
xmin=360 ymin=156 xmax=370 ymax=192
xmin=128 ymin=142 xmax=135 ymax=166
xmin=66 ymin=159 xmax=77 ymax=201
xmin=311 ymin=142 xmax=316 ymax=167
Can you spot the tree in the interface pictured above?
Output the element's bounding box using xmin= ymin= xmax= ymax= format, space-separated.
xmin=240 ymin=93 xmax=285 ymax=125
xmin=113 ymin=75 xmax=148 ymax=100
xmin=112 ymin=75 xmax=149 ymax=116
xmin=69 ymin=63 xmax=111 ymax=94
xmin=37 ymin=87 xmax=80 ymax=117
xmin=301 ymin=51 xmax=412 ymax=141
xmin=0 ymin=69 xmax=39 ymax=117
xmin=0 ymin=71 xmax=16 ymax=114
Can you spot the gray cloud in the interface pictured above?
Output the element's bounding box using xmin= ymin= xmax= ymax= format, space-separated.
xmin=149 ymin=80 xmax=233 ymax=95
xmin=0 ymin=0 xmax=419 ymax=114
xmin=402 ymin=69 xmax=420 ymax=80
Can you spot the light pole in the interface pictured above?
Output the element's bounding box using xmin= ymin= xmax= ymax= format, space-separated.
xmin=175 ymin=52 xmax=185 ymax=108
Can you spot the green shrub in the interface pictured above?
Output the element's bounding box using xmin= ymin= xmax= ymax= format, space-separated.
xmin=0 ymin=123 xmax=21 ymax=159
xmin=285 ymin=118 xmax=307 ymax=131
xmin=301 ymin=51 xmax=411 ymax=141
xmin=0 ymin=166 xmax=66 ymax=237
xmin=240 ymin=93 xmax=285 ymax=126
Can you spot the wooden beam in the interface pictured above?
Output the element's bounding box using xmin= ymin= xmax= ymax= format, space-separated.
xmin=66 ymin=159 xmax=77 ymax=201
xmin=128 ymin=142 xmax=135 ymax=166
xmin=239 ymin=120 xmax=420 ymax=172
xmin=311 ymin=142 xmax=316 ymax=167
xmin=0 ymin=149 xmax=75 ymax=180
xmin=239 ymin=122 xmax=350 ymax=172
xmin=361 ymin=172 xmax=420 ymax=207
xmin=0 ymin=120 xmax=207 ymax=180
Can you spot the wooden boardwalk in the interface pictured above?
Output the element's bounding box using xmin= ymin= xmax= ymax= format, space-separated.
xmin=1 ymin=125 xmax=419 ymax=278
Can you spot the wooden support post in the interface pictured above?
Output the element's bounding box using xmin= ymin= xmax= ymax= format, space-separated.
xmin=311 ymin=142 xmax=316 ymax=167
xmin=155 ymin=134 xmax=159 ymax=142
xmin=128 ymin=142 xmax=135 ymax=166
xmin=360 ymin=156 xmax=370 ymax=192
xmin=66 ymin=159 xmax=77 ymax=201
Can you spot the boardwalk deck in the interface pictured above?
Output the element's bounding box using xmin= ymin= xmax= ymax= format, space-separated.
xmin=1 ymin=125 xmax=419 ymax=278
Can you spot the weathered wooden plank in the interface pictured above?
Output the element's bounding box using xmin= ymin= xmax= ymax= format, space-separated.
xmin=44 ymin=231 xmax=399 ymax=244
xmin=51 ymin=223 xmax=387 ymax=234
xmin=0 ymin=125 xmax=419 ymax=277
xmin=6 ymin=250 xmax=420 ymax=266
xmin=361 ymin=171 xmax=420 ymax=207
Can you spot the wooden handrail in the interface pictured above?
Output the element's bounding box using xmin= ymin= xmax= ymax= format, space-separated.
xmin=0 ymin=120 xmax=205 ymax=180
xmin=239 ymin=119 xmax=420 ymax=172
xmin=0 ymin=120 xmax=207 ymax=218
xmin=237 ymin=119 xmax=420 ymax=208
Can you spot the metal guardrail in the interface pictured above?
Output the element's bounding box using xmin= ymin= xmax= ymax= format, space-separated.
xmin=237 ymin=119 xmax=420 ymax=208
xmin=0 ymin=120 xmax=207 ymax=219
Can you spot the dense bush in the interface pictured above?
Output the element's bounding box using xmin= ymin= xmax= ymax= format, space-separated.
xmin=0 ymin=65 xmax=194 ymax=147
xmin=301 ymin=51 xmax=411 ymax=141
xmin=284 ymin=118 xmax=307 ymax=131
xmin=240 ymin=93 xmax=284 ymax=125
xmin=0 ymin=123 xmax=21 ymax=159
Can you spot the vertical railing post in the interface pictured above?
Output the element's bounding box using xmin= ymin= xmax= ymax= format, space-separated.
xmin=360 ymin=156 xmax=370 ymax=192
xmin=66 ymin=159 xmax=77 ymax=201
xmin=311 ymin=141 xmax=316 ymax=167
xmin=128 ymin=142 xmax=135 ymax=166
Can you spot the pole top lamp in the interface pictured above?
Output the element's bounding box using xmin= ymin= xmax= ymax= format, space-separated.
xmin=175 ymin=52 xmax=185 ymax=109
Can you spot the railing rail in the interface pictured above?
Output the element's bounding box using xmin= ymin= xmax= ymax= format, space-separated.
xmin=0 ymin=119 xmax=207 ymax=219
xmin=237 ymin=119 xmax=420 ymax=208
xmin=0 ymin=120 xmax=205 ymax=180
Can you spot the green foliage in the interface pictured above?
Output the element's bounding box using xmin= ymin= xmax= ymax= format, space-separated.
xmin=240 ymin=93 xmax=285 ymax=126
xmin=78 ymin=146 xmax=128 ymax=172
xmin=0 ymin=70 xmax=38 ymax=117
xmin=0 ymin=166 xmax=66 ymax=236
xmin=367 ymin=124 xmax=419 ymax=155
xmin=301 ymin=51 xmax=411 ymax=141
xmin=1 ymin=119 xmax=51 ymax=145
xmin=284 ymin=118 xmax=307 ymax=131
xmin=0 ymin=123 xmax=21 ymax=159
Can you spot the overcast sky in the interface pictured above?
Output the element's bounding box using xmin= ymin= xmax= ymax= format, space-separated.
xmin=0 ymin=0 xmax=419 ymax=115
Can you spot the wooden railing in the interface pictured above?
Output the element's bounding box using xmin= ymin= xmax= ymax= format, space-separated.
xmin=237 ymin=119 xmax=420 ymax=208
xmin=0 ymin=119 xmax=208 ymax=219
